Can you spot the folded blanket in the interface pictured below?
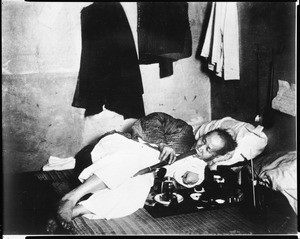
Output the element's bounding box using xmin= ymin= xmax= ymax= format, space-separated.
xmin=43 ymin=156 xmax=76 ymax=171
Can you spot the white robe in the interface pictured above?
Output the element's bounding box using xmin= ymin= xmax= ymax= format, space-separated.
xmin=78 ymin=133 xmax=206 ymax=219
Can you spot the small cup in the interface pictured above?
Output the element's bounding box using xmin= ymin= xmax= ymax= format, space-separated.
xmin=194 ymin=185 xmax=204 ymax=193
xmin=161 ymin=177 xmax=176 ymax=201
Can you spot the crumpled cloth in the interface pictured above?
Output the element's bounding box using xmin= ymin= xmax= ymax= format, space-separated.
xmin=257 ymin=151 xmax=297 ymax=214
xmin=42 ymin=156 xmax=76 ymax=171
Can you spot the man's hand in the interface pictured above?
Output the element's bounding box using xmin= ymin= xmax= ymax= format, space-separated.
xmin=158 ymin=143 xmax=176 ymax=164
xmin=181 ymin=171 xmax=199 ymax=185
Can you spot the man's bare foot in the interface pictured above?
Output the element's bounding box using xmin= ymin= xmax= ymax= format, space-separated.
xmin=46 ymin=217 xmax=71 ymax=234
xmin=56 ymin=198 xmax=76 ymax=230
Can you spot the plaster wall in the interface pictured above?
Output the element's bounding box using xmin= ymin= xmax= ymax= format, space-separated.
xmin=2 ymin=2 xmax=210 ymax=173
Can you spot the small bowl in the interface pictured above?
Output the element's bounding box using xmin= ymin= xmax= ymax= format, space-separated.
xmin=190 ymin=193 xmax=202 ymax=201
xmin=215 ymin=199 xmax=225 ymax=204
xmin=194 ymin=186 xmax=205 ymax=193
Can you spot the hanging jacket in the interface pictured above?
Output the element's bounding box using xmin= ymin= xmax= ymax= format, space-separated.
xmin=72 ymin=2 xmax=145 ymax=119
xmin=138 ymin=2 xmax=192 ymax=78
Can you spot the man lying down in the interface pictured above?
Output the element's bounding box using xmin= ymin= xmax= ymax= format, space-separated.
xmin=47 ymin=112 xmax=237 ymax=233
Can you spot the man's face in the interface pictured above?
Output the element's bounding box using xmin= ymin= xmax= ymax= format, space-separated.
xmin=195 ymin=132 xmax=225 ymax=162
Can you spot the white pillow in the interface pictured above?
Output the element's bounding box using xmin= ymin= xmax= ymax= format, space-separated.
xmin=194 ymin=117 xmax=268 ymax=167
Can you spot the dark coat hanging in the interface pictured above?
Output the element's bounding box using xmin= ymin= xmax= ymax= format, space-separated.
xmin=138 ymin=2 xmax=192 ymax=78
xmin=72 ymin=2 xmax=145 ymax=119
xmin=72 ymin=2 xmax=192 ymax=118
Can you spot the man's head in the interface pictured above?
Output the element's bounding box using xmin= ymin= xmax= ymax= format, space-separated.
xmin=195 ymin=128 xmax=237 ymax=162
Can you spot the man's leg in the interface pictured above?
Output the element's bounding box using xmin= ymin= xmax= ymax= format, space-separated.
xmin=56 ymin=174 xmax=107 ymax=229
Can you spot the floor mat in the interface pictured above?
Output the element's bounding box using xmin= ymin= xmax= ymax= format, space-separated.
xmin=3 ymin=171 xmax=297 ymax=235
xmin=71 ymin=206 xmax=269 ymax=235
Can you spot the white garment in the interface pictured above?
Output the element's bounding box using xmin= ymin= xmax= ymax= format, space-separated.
xmin=201 ymin=2 xmax=240 ymax=80
xmin=78 ymin=133 xmax=206 ymax=219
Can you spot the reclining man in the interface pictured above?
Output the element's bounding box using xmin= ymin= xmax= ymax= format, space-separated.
xmin=47 ymin=112 xmax=237 ymax=233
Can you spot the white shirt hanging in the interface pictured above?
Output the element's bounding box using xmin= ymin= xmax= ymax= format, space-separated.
xmin=201 ymin=2 xmax=240 ymax=80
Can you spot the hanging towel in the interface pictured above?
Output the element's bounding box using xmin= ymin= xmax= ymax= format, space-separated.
xmin=201 ymin=2 xmax=240 ymax=80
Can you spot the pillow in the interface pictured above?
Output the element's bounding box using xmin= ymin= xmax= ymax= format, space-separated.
xmin=194 ymin=117 xmax=268 ymax=167
xmin=131 ymin=112 xmax=196 ymax=154
xmin=253 ymin=151 xmax=297 ymax=214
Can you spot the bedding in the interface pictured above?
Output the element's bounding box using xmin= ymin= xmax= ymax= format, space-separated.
xmin=252 ymin=151 xmax=297 ymax=214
